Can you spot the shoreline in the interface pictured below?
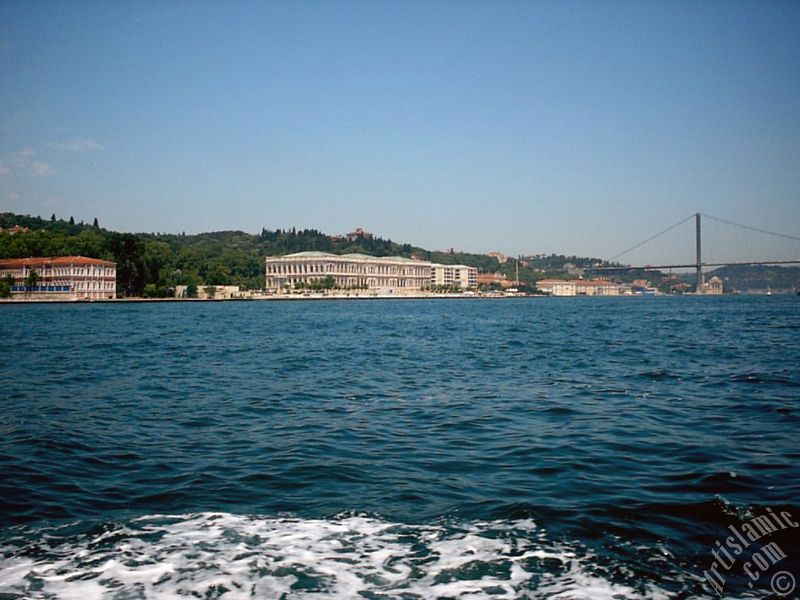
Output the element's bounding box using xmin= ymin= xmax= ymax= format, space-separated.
xmin=1 ymin=292 xmax=786 ymax=305
xmin=0 ymin=293 xmax=539 ymax=305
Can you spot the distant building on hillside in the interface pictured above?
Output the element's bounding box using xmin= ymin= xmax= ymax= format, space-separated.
xmin=345 ymin=228 xmax=373 ymax=242
xmin=0 ymin=256 xmax=116 ymax=300
xmin=0 ymin=225 xmax=29 ymax=235
xmin=430 ymin=264 xmax=478 ymax=290
xmin=536 ymin=278 xmax=626 ymax=296
xmin=486 ymin=251 xmax=509 ymax=264
xmin=265 ymin=251 xmax=431 ymax=293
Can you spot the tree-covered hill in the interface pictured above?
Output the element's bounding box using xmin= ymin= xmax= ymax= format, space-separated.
xmin=708 ymin=264 xmax=800 ymax=293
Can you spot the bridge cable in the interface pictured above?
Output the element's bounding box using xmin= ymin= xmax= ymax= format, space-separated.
xmin=609 ymin=214 xmax=695 ymax=263
xmin=701 ymin=213 xmax=800 ymax=243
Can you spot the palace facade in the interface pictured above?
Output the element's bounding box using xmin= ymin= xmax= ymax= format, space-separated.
xmin=536 ymin=278 xmax=626 ymax=296
xmin=265 ymin=252 xmax=431 ymax=293
xmin=0 ymin=256 xmax=117 ymax=300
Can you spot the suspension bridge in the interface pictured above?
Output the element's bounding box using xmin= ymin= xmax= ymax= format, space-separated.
xmin=589 ymin=213 xmax=800 ymax=291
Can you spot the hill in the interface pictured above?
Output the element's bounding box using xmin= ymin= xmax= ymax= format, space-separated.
xmin=708 ymin=264 xmax=800 ymax=293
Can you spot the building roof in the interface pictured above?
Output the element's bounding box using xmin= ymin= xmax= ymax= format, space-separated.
xmin=575 ymin=279 xmax=617 ymax=287
xmin=0 ymin=256 xmax=116 ymax=268
xmin=279 ymin=251 xmax=336 ymax=258
xmin=384 ymin=256 xmax=425 ymax=263
xmin=430 ymin=263 xmax=476 ymax=269
xmin=270 ymin=252 xmax=428 ymax=264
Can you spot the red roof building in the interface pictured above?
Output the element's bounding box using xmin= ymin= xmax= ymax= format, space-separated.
xmin=0 ymin=256 xmax=117 ymax=300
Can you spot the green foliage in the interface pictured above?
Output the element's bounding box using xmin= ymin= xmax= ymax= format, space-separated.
xmin=109 ymin=234 xmax=146 ymax=297
xmin=297 ymin=275 xmax=337 ymax=291
xmin=0 ymin=274 xmax=13 ymax=298
xmin=317 ymin=275 xmax=336 ymax=290
xmin=430 ymin=284 xmax=463 ymax=293
xmin=24 ymin=269 xmax=39 ymax=289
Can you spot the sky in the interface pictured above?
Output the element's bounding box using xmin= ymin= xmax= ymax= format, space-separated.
xmin=1 ymin=1 xmax=799 ymax=263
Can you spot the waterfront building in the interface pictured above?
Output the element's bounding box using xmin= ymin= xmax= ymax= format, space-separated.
xmin=0 ymin=256 xmax=116 ymax=300
xmin=430 ymin=264 xmax=478 ymax=290
xmin=536 ymin=278 xmax=625 ymax=296
xmin=536 ymin=279 xmax=577 ymax=296
xmin=702 ymin=275 xmax=724 ymax=295
xmin=265 ymin=252 xmax=431 ymax=293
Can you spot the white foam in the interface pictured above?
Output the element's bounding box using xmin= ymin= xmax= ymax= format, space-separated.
xmin=0 ymin=512 xmax=684 ymax=598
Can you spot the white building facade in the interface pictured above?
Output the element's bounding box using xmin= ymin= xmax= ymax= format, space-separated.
xmin=0 ymin=256 xmax=117 ymax=300
xmin=536 ymin=278 xmax=625 ymax=296
xmin=265 ymin=252 xmax=432 ymax=293
xmin=430 ymin=264 xmax=478 ymax=290
xmin=701 ymin=275 xmax=724 ymax=295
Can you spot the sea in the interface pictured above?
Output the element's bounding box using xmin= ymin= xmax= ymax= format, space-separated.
xmin=0 ymin=296 xmax=798 ymax=599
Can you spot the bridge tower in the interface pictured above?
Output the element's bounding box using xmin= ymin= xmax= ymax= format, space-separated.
xmin=695 ymin=213 xmax=703 ymax=293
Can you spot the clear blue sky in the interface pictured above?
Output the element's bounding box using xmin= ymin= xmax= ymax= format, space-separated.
xmin=1 ymin=1 xmax=799 ymax=262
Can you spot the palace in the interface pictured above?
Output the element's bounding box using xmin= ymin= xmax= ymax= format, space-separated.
xmin=265 ymin=252 xmax=431 ymax=293
xmin=536 ymin=278 xmax=626 ymax=296
xmin=0 ymin=256 xmax=117 ymax=300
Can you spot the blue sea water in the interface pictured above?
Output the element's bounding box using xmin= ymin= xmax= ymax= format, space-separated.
xmin=0 ymin=296 xmax=798 ymax=599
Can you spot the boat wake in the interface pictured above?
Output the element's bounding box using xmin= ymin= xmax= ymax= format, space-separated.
xmin=0 ymin=512 xmax=687 ymax=599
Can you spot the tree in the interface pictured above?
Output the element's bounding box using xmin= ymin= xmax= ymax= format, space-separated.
xmin=25 ymin=269 xmax=39 ymax=292
xmin=186 ymin=282 xmax=198 ymax=298
xmin=0 ymin=274 xmax=13 ymax=298
xmin=203 ymin=285 xmax=217 ymax=299
xmin=143 ymin=240 xmax=173 ymax=290
xmin=108 ymin=233 xmax=146 ymax=297
xmin=69 ymin=216 xmax=75 ymax=225
xmin=93 ymin=217 xmax=99 ymax=228
xmin=50 ymin=214 xmax=56 ymax=222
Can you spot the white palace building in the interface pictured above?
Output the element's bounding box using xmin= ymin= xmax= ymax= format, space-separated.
xmin=265 ymin=252 xmax=478 ymax=294
xmin=266 ymin=252 xmax=432 ymax=293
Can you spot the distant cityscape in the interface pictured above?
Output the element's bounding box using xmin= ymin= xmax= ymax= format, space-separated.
xmin=0 ymin=215 xmax=797 ymax=301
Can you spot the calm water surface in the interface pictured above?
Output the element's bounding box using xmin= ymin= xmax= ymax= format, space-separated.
xmin=1 ymin=297 xmax=798 ymax=598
